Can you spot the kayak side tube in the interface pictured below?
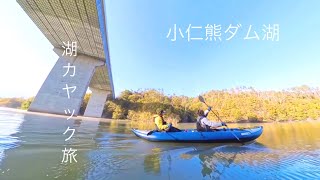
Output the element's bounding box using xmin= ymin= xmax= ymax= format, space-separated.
xmin=131 ymin=126 xmax=263 ymax=143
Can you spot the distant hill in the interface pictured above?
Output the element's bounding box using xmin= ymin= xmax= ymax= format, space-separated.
xmin=2 ymin=85 xmax=320 ymax=123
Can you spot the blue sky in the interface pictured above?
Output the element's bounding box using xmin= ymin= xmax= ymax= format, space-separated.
xmin=0 ymin=0 xmax=320 ymax=98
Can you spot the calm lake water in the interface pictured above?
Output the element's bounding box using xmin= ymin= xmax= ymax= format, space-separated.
xmin=0 ymin=108 xmax=319 ymax=180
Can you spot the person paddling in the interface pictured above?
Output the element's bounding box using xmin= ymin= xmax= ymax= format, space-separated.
xmin=196 ymin=107 xmax=226 ymax=132
xmin=154 ymin=109 xmax=181 ymax=132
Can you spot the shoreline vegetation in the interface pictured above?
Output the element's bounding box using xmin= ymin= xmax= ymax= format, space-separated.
xmin=1 ymin=86 xmax=320 ymax=124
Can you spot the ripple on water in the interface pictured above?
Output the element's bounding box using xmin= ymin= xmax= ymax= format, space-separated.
xmin=85 ymin=150 xmax=137 ymax=180
xmin=96 ymin=132 xmax=137 ymax=149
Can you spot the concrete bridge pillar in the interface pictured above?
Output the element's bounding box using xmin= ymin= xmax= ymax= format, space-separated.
xmin=28 ymin=48 xmax=107 ymax=117
xmin=84 ymin=88 xmax=110 ymax=117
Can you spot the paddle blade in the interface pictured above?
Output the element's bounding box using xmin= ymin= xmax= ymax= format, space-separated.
xmin=198 ymin=95 xmax=205 ymax=103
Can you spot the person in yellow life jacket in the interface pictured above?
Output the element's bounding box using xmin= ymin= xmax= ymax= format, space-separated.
xmin=154 ymin=110 xmax=181 ymax=132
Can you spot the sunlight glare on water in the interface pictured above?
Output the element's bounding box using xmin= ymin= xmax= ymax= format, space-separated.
xmin=0 ymin=109 xmax=24 ymax=164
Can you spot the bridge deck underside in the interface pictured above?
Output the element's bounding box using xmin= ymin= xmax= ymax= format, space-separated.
xmin=17 ymin=0 xmax=113 ymax=93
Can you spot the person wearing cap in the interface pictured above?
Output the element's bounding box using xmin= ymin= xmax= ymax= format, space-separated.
xmin=154 ymin=109 xmax=181 ymax=132
xmin=196 ymin=107 xmax=226 ymax=131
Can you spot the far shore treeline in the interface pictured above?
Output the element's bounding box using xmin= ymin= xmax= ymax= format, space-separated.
xmin=1 ymin=85 xmax=320 ymax=123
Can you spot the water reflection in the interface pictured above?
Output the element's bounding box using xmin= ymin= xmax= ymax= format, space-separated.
xmin=144 ymin=148 xmax=161 ymax=174
xmin=180 ymin=143 xmax=269 ymax=178
xmin=257 ymin=121 xmax=320 ymax=150
xmin=140 ymin=139 xmax=320 ymax=179
xmin=140 ymin=143 xmax=270 ymax=179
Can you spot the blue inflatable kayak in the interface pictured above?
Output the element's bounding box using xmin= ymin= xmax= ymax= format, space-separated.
xmin=132 ymin=126 xmax=263 ymax=143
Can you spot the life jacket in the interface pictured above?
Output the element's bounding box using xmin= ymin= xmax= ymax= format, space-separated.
xmin=153 ymin=115 xmax=166 ymax=130
xmin=196 ymin=116 xmax=209 ymax=132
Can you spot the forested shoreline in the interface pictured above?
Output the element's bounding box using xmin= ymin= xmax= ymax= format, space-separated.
xmin=1 ymin=86 xmax=320 ymax=123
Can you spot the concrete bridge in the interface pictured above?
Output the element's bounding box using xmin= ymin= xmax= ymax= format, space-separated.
xmin=17 ymin=0 xmax=114 ymax=117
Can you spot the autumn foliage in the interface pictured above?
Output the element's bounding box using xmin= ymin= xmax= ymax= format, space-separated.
xmin=82 ymin=86 xmax=320 ymax=122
